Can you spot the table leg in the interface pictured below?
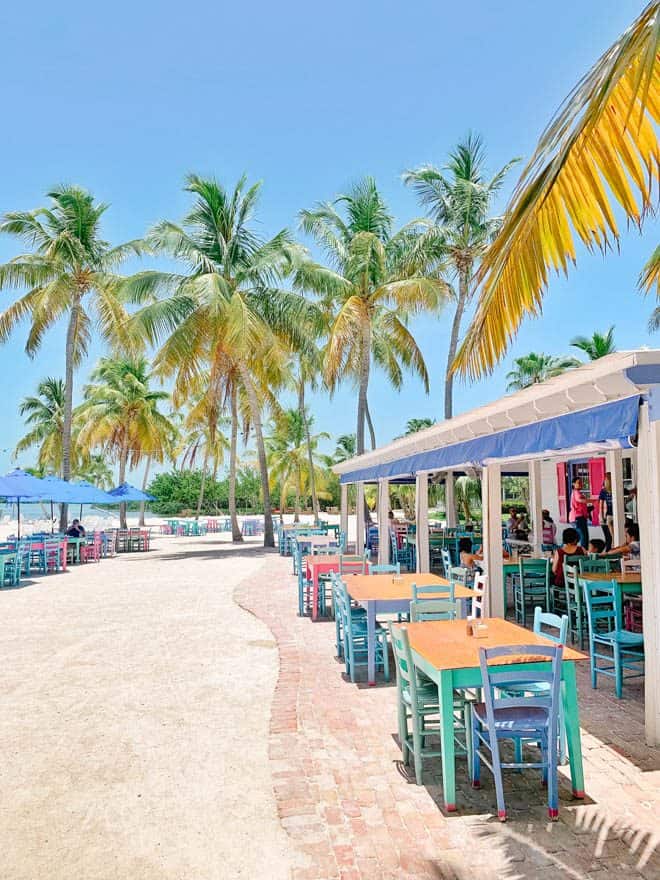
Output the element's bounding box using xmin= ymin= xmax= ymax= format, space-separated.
xmin=311 ymin=570 xmax=319 ymax=621
xmin=438 ymin=669 xmax=457 ymax=810
xmin=61 ymin=545 xmax=67 ymax=571
xmin=562 ymin=661 xmax=585 ymax=798
xmin=367 ymin=601 xmax=376 ymax=686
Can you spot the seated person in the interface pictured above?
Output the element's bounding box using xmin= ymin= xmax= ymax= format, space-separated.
xmin=552 ymin=527 xmax=586 ymax=588
xmin=607 ymin=523 xmax=640 ymax=558
xmin=588 ymin=538 xmax=606 ymax=555
xmin=506 ymin=508 xmax=519 ymax=537
xmin=66 ymin=518 xmax=86 ymax=538
xmin=541 ymin=510 xmax=557 ymax=546
xmin=458 ymin=537 xmax=483 ymax=571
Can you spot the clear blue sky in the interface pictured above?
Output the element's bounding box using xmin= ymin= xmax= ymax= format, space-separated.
xmin=0 ymin=0 xmax=657 ymax=476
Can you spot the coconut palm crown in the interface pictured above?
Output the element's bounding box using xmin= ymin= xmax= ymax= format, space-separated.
xmin=297 ymin=177 xmax=449 ymax=456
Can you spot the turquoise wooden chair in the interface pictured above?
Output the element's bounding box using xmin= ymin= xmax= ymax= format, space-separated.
xmin=331 ymin=572 xmax=366 ymax=659
xmin=390 ymin=623 xmax=471 ymax=785
xmin=580 ymin=577 xmax=644 ymax=699
xmin=409 ymin=597 xmax=460 ymax=622
xmin=579 ymin=557 xmax=615 ymax=574
xmin=411 ymin=582 xmax=455 ymax=600
xmin=390 ymin=531 xmax=414 ymax=571
xmin=472 ymin=642 xmax=564 ymax=821
xmin=440 ymin=548 xmax=452 ymax=576
xmin=295 ymin=547 xmax=311 ymax=616
xmin=336 ymin=579 xmax=388 ymax=683
xmin=513 ymin=558 xmax=550 ymax=625
xmin=370 ymin=563 xmax=400 ymax=575
xmin=564 ymin=562 xmax=588 ymax=649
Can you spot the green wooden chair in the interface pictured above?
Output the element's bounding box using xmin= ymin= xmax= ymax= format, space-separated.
xmin=564 ymin=562 xmax=587 ymax=649
xmin=410 ymin=597 xmax=460 ymax=622
xmin=390 ymin=623 xmax=471 ymax=785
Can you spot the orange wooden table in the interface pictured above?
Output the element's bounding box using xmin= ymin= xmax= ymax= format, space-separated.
xmin=347 ymin=573 xmax=476 ymax=685
xmin=406 ymin=617 xmax=587 ymax=811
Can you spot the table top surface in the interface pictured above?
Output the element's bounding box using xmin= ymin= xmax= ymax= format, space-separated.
xmin=406 ymin=617 xmax=586 ymax=671
xmin=580 ymin=571 xmax=642 ymax=584
xmin=305 ymin=554 xmax=343 ymax=568
xmin=347 ymin=572 xmax=475 ymax=602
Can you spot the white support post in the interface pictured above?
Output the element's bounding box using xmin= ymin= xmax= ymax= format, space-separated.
xmin=445 ymin=471 xmax=457 ymax=528
xmin=415 ymin=473 xmax=430 ymax=574
xmin=482 ymin=463 xmax=504 ymax=618
xmin=529 ymin=460 xmax=543 ymax=555
xmin=340 ymin=483 xmax=349 ymax=547
xmin=377 ymin=479 xmax=390 ymax=564
xmin=355 ymin=482 xmax=365 ymax=555
xmin=637 ymin=399 xmax=660 ymax=746
xmin=606 ymin=448 xmax=625 ymax=546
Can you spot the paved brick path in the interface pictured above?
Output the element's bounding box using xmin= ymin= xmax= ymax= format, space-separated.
xmin=236 ymin=553 xmax=660 ymax=879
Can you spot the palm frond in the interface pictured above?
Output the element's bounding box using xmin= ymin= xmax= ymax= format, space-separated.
xmin=455 ymin=2 xmax=660 ymax=378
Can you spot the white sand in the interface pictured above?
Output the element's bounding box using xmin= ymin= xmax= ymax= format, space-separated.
xmin=0 ymin=532 xmax=293 ymax=879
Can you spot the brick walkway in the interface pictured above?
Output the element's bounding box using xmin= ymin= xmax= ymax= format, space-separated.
xmin=236 ymin=553 xmax=660 ymax=880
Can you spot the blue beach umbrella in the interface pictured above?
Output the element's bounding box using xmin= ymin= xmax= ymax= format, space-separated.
xmin=0 ymin=469 xmax=53 ymax=537
xmin=108 ymin=482 xmax=155 ymax=503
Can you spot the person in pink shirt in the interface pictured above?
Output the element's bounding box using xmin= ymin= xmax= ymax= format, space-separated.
xmin=570 ymin=477 xmax=589 ymax=548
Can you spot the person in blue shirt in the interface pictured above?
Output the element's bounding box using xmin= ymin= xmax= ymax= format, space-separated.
xmin=598 ymin=472 xmax=614 ymax=551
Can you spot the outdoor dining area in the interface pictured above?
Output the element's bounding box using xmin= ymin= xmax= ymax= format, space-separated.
xmin=285 ymin=351 xmax=660 ymax=819
xmin=0 ymin=470 xmax=155 ymax=588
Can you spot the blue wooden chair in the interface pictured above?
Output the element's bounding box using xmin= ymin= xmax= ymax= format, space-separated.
xmin=411 ymin=582 xmax=455 ymax=600
xmin=295 ymin=547 xmax=311 ymax=616
xmin=440 ymin=548 xmax=452 ymax=577
xmin=336 ymin=579 xmax=388 ymax=683
xmin=390 ymin=623 xmax=471 ymax=785
xmin=581 ymin=577 xmax=644 ymax=699
xmin=331 ymin=572 xmax=366 ymax=659
xmin=502 ymin=608 xmax=569 ymax=764
xmin=471 ymin=642 xmax=564 ymax=821
xmin=390 ymin=531 xmax=414 ymax=571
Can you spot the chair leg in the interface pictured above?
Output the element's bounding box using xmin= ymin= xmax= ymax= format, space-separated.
xmin=490 ymin=736 xmax=507 ymax=821
xmin=614 ymin=646 xmax=623 ymax=699
xmin=590 ymin=642 xmax=598 ymax=690
xmin=546 ymin=730 xmax=559 ymax=819
xmin=471 ymin=715 xmax=481 ymax=789
xmin=411 ymin=711 xmax=423 ymax=785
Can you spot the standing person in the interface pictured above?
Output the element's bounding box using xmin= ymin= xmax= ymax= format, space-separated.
xmin=570 ymin=477 xmax=589 ymax=549
xmin=598 ymin=472 xmax=614 ymax=551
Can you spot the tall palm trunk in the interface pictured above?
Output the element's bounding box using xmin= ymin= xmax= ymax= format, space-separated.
xmin=294 ymin=461 xmax=302 ymax=523
xmin=299 ymin=382 xmax=319 ymax=521
xmin=59 ymin=298 xmax=80 ymax=532
xmin=239 ymin=367 xmax=274 ymax=547
xmin=228 ymin=386 xmax=243 ymax=543
xmin=196 ymin=446 xmax=210 ymax=518
xmin=365 ymin=397 xmax=377 ymax=450
xmin=139 ymin=456 xmax=151 ymax=527
xmin=118 ymin=445 xmax=129 ymax=529
xmin=356 ymin=321 xmax=372 ymax=526
xmin=444 ymin=267 xmax=470 ymax=420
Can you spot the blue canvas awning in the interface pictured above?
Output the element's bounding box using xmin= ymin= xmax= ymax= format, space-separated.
xmin=340 ymin=395 xmax=641 ymax=484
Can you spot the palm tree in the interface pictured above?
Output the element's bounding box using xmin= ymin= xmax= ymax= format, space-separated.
xmin=77 ymin=356 xmax=175 ymax=528
xmin=0 ymin=185 xmax=142 ymax=529
xmin=454 ymin=475 xmax=482 ymax=523
xmin=14 ymin=378 xmax=67 ymax=473
xmin=405 ymin=418 xmax=435 ymax=434
xmin=404 ymin=135 xmax=519 ymax=418
xmin=640 ymin=245 xmax=660 ymax=330
xmin=181 ymin=395 xmax=230 ymax=516
xmin=454 ymin=3 xmax=659 ymax=378
xmin=570 ymin=326 xmax=616 ymax=360
xmin=333 ymin=434 xmax=356 ymax=463
xmin=76 ymin=454 xmax=114 ymax=489
xmin=124 ymin=174 xmax=318 ymax=548
xmin=298 ymin=177 xmax=449 ymax=457
xmin=266 ymin=409 xmax=329 ymax=521
xmin=295 ymin=350 xmax=324 ymax=521
xmin=505 ymin=352 xmax=580 ymax=391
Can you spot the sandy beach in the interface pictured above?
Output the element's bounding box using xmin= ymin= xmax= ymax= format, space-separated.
xmin=0 ymin=531 xmax=293 ymax=879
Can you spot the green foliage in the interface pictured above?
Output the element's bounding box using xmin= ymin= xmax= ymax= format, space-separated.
xmin=148 ymin=466 xmax=263 ymax=515
xmin=570 ymin=326 xmax=616 ymax=361
xmin=505 ymin=352 xmax=580 ymax=391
